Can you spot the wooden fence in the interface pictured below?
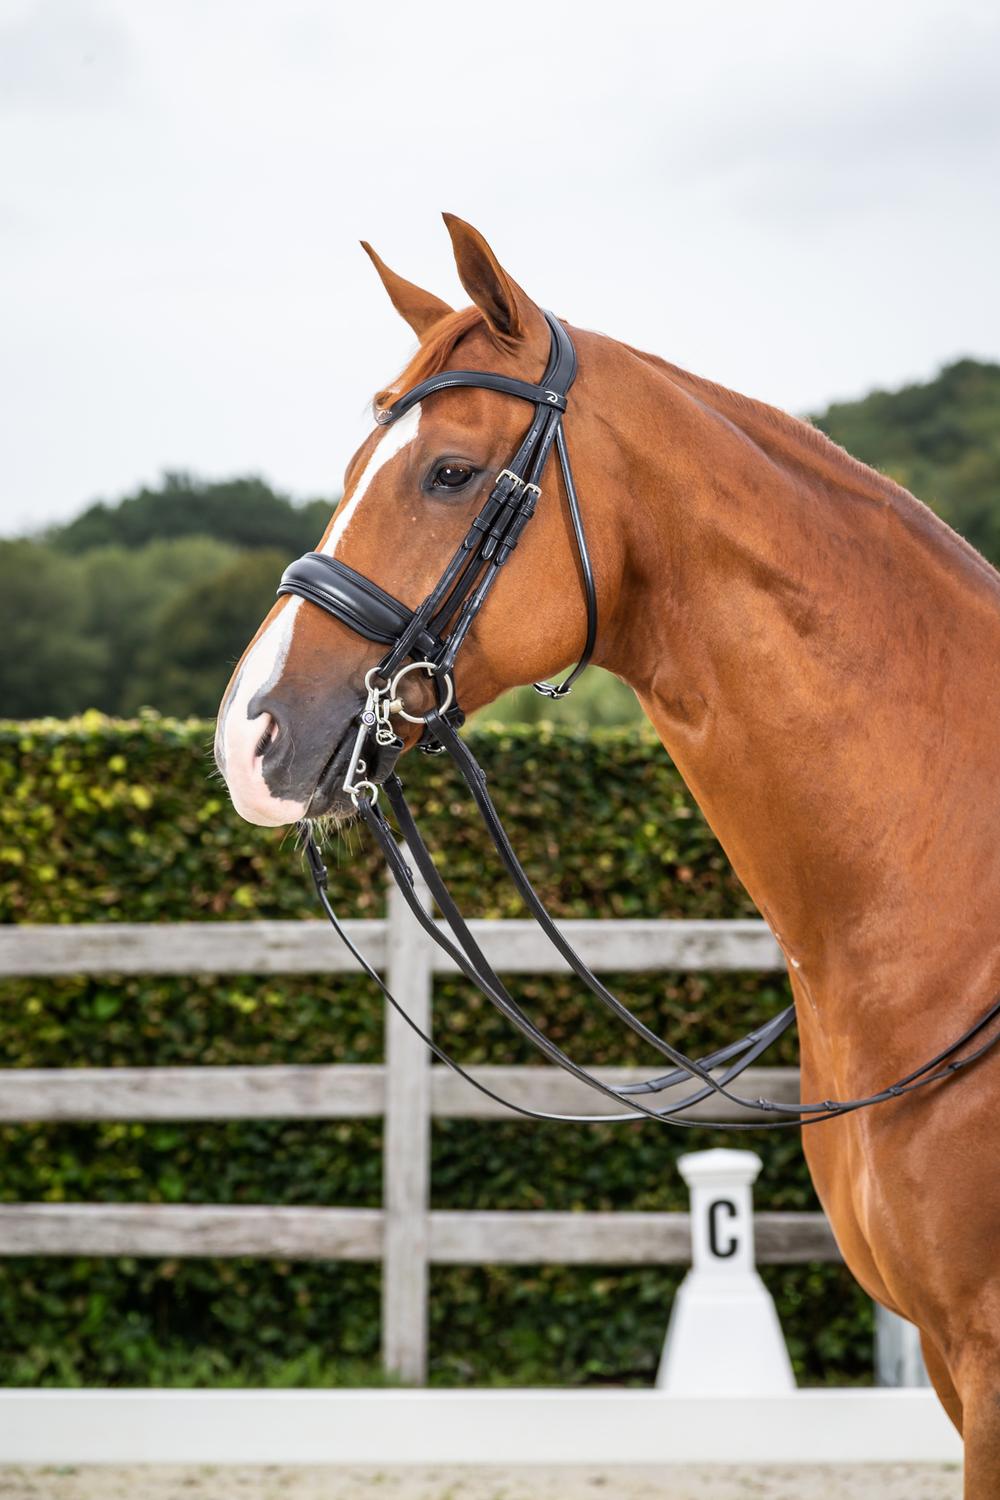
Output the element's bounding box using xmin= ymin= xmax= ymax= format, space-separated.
xmin=0 ymin=875 xmax=836 ymax=1384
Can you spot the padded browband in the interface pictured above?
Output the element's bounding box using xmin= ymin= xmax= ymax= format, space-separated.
xmin=378 ymin=371 xmax=567 ymax=425
xmin=377 ymin=310 xmax=577 ymax=425
xmin=277 ymin=553 xmax=442 ymax=655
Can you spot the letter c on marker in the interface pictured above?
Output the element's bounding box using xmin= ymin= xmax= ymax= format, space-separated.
xmin=708 ymin=1198 xmax=738 ymax=1258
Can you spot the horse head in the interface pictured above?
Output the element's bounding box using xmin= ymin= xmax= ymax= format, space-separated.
xmin=215 ymin=216 xmax=626 ymax=825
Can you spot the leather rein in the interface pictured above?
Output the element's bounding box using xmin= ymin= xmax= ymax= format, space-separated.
xmin=277 ymin=313 xmax=1000 ymax=1128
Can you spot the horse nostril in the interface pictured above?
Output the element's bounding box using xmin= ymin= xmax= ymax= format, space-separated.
xmin=247 ymin=698 xmax=284 ymax=763
xmin=248 ymin=685 xmax=288 ymax=754
xmin=254 ymin=716 xmax=278 ymax=759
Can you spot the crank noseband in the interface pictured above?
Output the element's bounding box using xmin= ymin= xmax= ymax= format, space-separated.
xmin=278 ymin=554 xmax=444 ymax=656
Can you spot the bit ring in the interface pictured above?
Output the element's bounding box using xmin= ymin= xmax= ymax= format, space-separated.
xmin=349 ymin=779 xmax=379 ymax=807
xmin=388 ymin=661 xmax=455 ymax=724
xmin=364 ymin=666 xmax=390 ymax=693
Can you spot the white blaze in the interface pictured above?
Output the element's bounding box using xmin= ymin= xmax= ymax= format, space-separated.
xmin=320 ymin=403 xmax=421 ymax=557
xmin=215 ymin=596 xmax=305 ymax=825
xmin=217 ymin=403 xmax=422 ymax=826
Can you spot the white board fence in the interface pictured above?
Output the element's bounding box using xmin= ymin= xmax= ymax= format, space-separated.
xmin=2 ymin=881 xmax=841 ymax=1385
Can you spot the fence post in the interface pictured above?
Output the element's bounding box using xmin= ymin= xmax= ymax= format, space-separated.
xmin=657 ymin=1148 xmax=795 ymax=1394
xmin=875 ymin=1305 xmax=930 ymax=1387
xmin=381 ymin=858 xmax=434 ymax=1384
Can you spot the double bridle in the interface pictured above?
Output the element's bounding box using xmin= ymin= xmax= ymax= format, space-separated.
xmin=278 ymin=311 xmax=593 ymax=771
xmin=276 ymin=313 xmax=1000 ymax=1128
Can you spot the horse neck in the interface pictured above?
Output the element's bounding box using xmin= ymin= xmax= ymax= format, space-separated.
xmin=594 ymin=339 xmax=1000 ymax=1001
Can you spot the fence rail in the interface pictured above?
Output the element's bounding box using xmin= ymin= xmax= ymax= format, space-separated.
xmin=0 ymin=916 xmax=784 ymax=975
xmin=0 ymin=1062 xmax=801 ymax=1121
xmin=0 ymin=1205 xmax=837 ymax=1263
xmin=3 ymin=886 xmax=822 ymax=1384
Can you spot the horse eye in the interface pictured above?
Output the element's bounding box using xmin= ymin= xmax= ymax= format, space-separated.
xmin=431 ymin=463 xmax=476 ymax=491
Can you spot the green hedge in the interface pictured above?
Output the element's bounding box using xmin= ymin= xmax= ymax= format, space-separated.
xmin=0 ymin=713 xmax=871 ymax=1387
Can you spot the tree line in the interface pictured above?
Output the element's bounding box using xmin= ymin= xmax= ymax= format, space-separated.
xmin=1 ymin=475 xmax=333 ymax=720
xmin=2 ymin=357 xmax=998 ymax=723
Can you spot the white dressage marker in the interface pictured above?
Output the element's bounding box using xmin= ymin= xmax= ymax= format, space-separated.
xmin=657 ymin=1149 xmax=795 ymax=1395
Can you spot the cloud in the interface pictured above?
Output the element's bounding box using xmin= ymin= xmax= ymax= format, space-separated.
xmin=0 ymin=0 xmax=998 ymax=531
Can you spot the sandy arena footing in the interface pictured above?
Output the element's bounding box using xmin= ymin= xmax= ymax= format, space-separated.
xmin=0 ymin=1464 xmax=964 ymax=1500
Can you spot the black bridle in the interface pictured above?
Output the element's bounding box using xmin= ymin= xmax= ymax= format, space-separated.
xmin=278 ymin=312 xmax=595 ymax=745
xmin=277 ymin=313 xmax=1000 ymax=1128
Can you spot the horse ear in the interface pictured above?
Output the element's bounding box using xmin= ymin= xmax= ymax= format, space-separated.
xmin=441 ymin=213 xmax=546 ymax=348
xmin=360 ymin=242 xmax=454 ymax=339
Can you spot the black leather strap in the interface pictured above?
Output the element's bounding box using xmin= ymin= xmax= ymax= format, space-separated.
xmin=353 ymin=791 xmax=787 ymax=1126
xmin=407 ymin=712 xmax=1000 ymax=1124
xmin=381 ymin=775 xmax=794 ymax=1116
xmin=380 ymin=372 xmax=566 ymax=423
xmin=279 ymin=312 xmax=596 ymax=699
xmin=377 ymin=311 xmax=578 ymax=426
xmin=414 ymin=716 xmax=759 ymax=1106
xmin=304 ymin=831 xmax=774 ymax=1126
xmin=534 ymin=424 xmax=598 ymax=698
xmin=277 ymin=553 xmax=442 ymax=656
xmin=303 ymin=775 xmax=1000 ymax=1128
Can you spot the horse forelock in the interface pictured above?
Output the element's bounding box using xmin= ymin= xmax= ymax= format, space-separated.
xmin=373 ymin=306 xmax=490 ymax=410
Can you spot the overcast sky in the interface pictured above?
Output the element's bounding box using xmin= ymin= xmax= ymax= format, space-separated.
xmin=2 ymin=0 xmax=999 ymax=535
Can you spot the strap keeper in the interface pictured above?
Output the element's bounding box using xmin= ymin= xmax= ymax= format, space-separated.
xmin=418 ymin=702 xmax=466 ymax=754
xmin=303 ymin=832 xmax=329 ymax=889
xmin=494 ymin=489 xmax=541 ymax=565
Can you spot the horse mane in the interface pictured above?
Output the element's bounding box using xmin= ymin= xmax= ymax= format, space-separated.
xmin=372 ymin=309 xmax=999 ymax=594
xmin=376 ymin=309 xmax=914 ymax=516
xmin=624 ymin=341 xmax=1000 ymax=592
xmin=624 ymin=339 xmax=921 ymax=506
xmin=375 ymin=307 xmax=485 ymax=409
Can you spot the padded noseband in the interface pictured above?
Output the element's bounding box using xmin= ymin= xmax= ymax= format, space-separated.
xmin=278 ymin=553 xmax=442 ymax=657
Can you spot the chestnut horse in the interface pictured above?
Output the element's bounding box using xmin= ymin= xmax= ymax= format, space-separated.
xmin=216 ymin=215 xmax=1000 ymax=1492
